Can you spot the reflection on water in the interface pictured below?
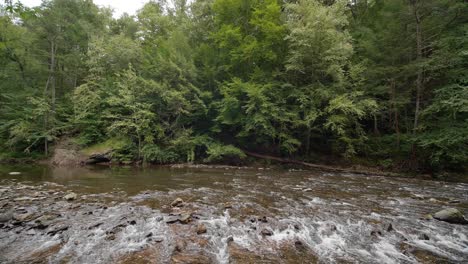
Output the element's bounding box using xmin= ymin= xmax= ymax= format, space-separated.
xmin=0 ymin=164 xmax=467 ymax=263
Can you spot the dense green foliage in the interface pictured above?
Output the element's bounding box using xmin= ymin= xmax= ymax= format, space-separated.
xmin=0 ymin=0 xmax=466 ymax=172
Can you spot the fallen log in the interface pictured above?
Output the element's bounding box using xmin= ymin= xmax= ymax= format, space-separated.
xmin=243 ymin=150 xmax=400 ymax=177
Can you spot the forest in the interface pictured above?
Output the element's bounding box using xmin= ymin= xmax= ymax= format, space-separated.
xmin=0 ymin=0 xmax=466 ymax=173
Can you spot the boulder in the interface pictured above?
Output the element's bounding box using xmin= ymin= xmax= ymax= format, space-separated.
xmin=433 ymin=208 xmax=468 ymax=224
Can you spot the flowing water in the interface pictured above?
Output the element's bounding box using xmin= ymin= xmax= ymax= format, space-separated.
xmin=0 ymin=165 xmax=467 ymax=263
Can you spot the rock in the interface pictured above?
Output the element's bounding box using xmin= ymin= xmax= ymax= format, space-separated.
xmin=9 ymin=172 xmax=21 ymax=175
xmin=258 ymin=216 xmax=268 ymax=223
xmin=223 ymin=202 xmax=233 ymax=209
xmin=196 ymin=224 xmax=207 ymax=235
xmin=433 ymin=208 xmax=468 ymax=224
xmin=13 ymin=212 xmax=36 ymax=222
xmin=171 ymin=198 xmax=184 ymax=207
xmin=261 ymin=228 xmax=273 ymax=236
xmin=422 ymin=214 xmax=433 ymax=220
xmin=85 ymin=151 xmax=112 ymax=165
xmin=294 ymin=240 xmax=306 ymax=251
xmin=448 ymin=199 xmax=461 ymax=204
xmin=154 ymin=237 xmax=164 ymax=243
xmin=179 ymin=213 xmax=191 ymax=224
xmin=386 ymin=223 xmax=394 ymax=232
xmin=370 ymin=230 xmax=382 ymax=237
xmin=14 ymin=197 xmax=32 ymax=202
xmin=175 ymin=240 xmax=186 ymax=252
xmin=64 ymin=193 xmax=78 ymax=201
xmin=419 ymin=233 xmax=430 ymax=240
xmin=166 ymin=216 xmax=180 ymax=224
xmin=47 ymin=224 xmax=69 ymax=235
xmin=129 ymin=220 xmax=137 ymax=225
xmin=226 ymin=236 xmax=234 ymax=243
xmin=0 ymin=212 xmax=13 ymax=223
xmin=146 ymin=232 xmax=153 ymax=238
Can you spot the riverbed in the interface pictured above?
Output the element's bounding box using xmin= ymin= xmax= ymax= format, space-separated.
xmin=0 ymin=165 xmax=467 ymax=263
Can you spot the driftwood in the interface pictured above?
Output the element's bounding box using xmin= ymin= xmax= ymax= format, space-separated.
xmin=243 ymin=150 xmax=400 ymax=177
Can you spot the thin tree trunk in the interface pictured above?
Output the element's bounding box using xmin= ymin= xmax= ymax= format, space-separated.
xmin=390 ymin=79 xmax=400 ymax=147
xmin=412 ymin=1 xmax=423 ymax=134
xmin=410 ymin=0 xmax=424 ymax=164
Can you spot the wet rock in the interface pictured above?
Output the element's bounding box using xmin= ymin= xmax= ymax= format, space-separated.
xmin=64 ymin=193 xmax=78 ymax=201
xmin=106 ymin=233 xmax=116 ymax=241
xmin=261 ymin=228 xmax=273 ymax=236
xmin=179 ymin=213 xmax=191 ymax=224
xmin=448 ymin=199 xmax=461 ymax=204
xmin=166 ymin=216 xmax=181 ymax=224
xmin=370 ymin=230 xmax=382 ymax=237
xmin=386 ymin=223 xmax=394 ymax=232
xmin=13 ymin=212 xmax=37 ymax=222
xmin=422 ymin=214 xmax=433 ymax=220
xmin=0 ymin=211 xmax=13 ymax=222
xmin=258 ymin=216 xmax=268 ymax=223
xmin=129 ymin=220 xmax=137 ymax=225
xmin=433 ymin=208 xmax=468 ymax=224
xmin=47 ymin=224 xmax=69 ymax=236
xmin=196 ymin=224 xmax=207 ymax=235
xmin=34 ymin=214 xmax=59 ymax=229
xmin=171 ymin=198 xmax=184 ymax=207
xmin=175 ymin=240 xmax=186 ymax=252
xmin=419 ymin=233 xmax=430 ymax=240
xmin=14 ymin=197 xmax=32 ymax=202
xmin=294 ymin=240 xmax=306 ymax=251
xmin=88 ymin=222 xmax=103 ymax=230
xmin=223 ymin=202 xmax=233 ymax=209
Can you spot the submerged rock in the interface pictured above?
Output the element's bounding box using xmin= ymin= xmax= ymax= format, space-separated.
xmin=196 ymin=224 xmax=207 ymax=234
xmin=419 ymin=233 xmax=430 ymax=240
xmin=433 ymin=208 xmax=468 ymax=224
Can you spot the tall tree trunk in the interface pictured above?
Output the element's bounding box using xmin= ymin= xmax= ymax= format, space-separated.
xmin=390 ymin=79 xmax=400 ymax=147
xmin=43 ymin=38 xmax=57 ymax=156
xmin=411 ymin=1 xmax=423 ymax=133
xmin=410 ymin=0 xmax=424 ymax=164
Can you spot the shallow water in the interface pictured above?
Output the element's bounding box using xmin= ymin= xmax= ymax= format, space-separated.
xmin=0 ymin=165 xmax=467 ymax=263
